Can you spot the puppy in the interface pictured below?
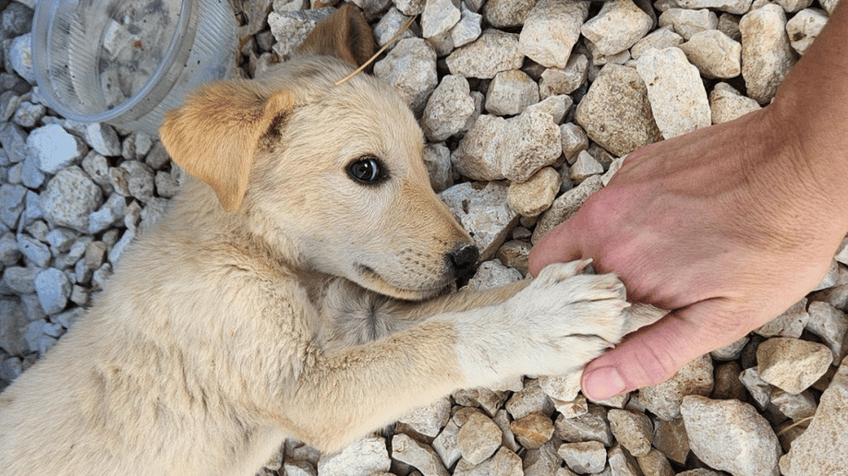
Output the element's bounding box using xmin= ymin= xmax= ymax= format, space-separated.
xmin=0 ymin=6 xmax=639 ymax=475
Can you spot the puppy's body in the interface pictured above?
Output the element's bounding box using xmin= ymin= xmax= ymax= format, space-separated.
xmin=0 ymin=8 xmax=646 ymax=475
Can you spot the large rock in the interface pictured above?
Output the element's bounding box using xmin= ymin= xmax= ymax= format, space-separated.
xmin=636 ymin=449 xmax=675 ymax=476
xmin=631 ymin=26 xmax=684 ymax=60
xmin=820 ymin=0 xmax=839 ymax=13
xmin=681 ymin=396 xmax=781 ymax=476
xmin=560 ymin=122 xmax=590 ymax=164
xmin=41 ymin=166 xmax=103 ymax=234
xmin=539 ymin=54 xmax=589 ymax=97
xmin=738 ymin=367 xmax=772 ymax=411
xmin=569 ymin=151 xmax=603 ymax=184
xmin=422 ymin=75 xmax=475 ymax=142
xmin=539 ymin=372 xmax=582 ymax=403
xmin=27 ymin=125 xmax=88 ymax=174
xmin=482 ymin=0 xmax=535 ymax=28
xmin=456 ymin=411 xmax=503 ymax=465
xmin=485 ymin=70 xmax=539 ymax=116
xmin=652 ymin=417 xmax=690 ymax=465
xmin=505 ymin=379 xmax=555 ymax=419
xmin=580 ymin=0 xmax=653 ymax=55
xmin=770 ymin=388 xmax=817 ymax=420
xmin=432 ymin=420 xmax=462 ymax=469
xmin=1 ymin=2 xmax=35 ymax=39
xmin=507 ymin=167 xmax=561 ymax=217
xmin=451 ymin=3 xmax=482 ymax=48
xmin=451 ymin=114 xmax=507 ymax=181
xmin=709 ymin=82 xmax=762 ymax=124
xmin=806 ymin=301 xmax=848 ymax=364
xmin=391 ymin=433 xmax=449 ymax=476
xmin=637 ymin=354 xmax=714 ymax=421
xmin=712 ymin=361 xmax=748 ymax=401
xmin=502 ymin=109 xmax=562 ymax=182
xmin=446 ymin=29 xmax=523 ymax=79
xmin=739 ymin=4 xmax=795 ymax=104
xmin=268 ymin=8 xmax=334 ymax=58
xmin=439 ymin=182 xmax=518 ymax=262
xmin=34 ymin=268 xmax=71 ymax=315
xmin=0 ymin=183 xmax=26 ymax=229
xmin=519 ymin=0 xmax=589 ymax=68
xmin=608 ymin=444 xmax=642 ymax=475
xmin=465 ymin=259 xmax=523 ymax=291
xmin=608 ymin=409 xmax=653 ymax=457
xmin=85 ymin=123 xmax=122 ymax=157
xmin=780 ymin=356 xmax=848 ymax=475
xmin=558 ymin=441 xmax=607 ymax=474
xmin=316 ymin=436 xmax=391 ymax=476
xmin=452 ymin=109 xmax=561 ymax=183
xmin=420 ymin=0 xmax=460 ymax=38
xmin=555 ymin=403 xmax=614 ymax=447
xmin=453 ymin=447 xmax=522 ymax=476
xmin=522 ymin=440 xmax=561 ymax=476
xmin=373 ymin=38 xmax=438 ymax=114
xmin=0 ymin=233 xmax=22 ymax=266
xmin=9 ymin=33 xmax=35 ymax=84
xmin=495 ymin=241 xmax=531 ymax=275
xmin=658 ymin=8 xmax=719 ymax=40
xmin=757 ymin=337 xmax=832 ymax=394
xmin=679 ymin=30 xmax=742 ymax=79
xmin=785 ymin=7 xmax=828 ymax=55
xmin=509 ymin=412 xmax=555 ymax=450
xmin=635 ymin=47 xmax=711 ymax=139
xmin=574 ymin=64 xmax=662 ymax=156
xmin=397 ymin=397 xmax=452 ymax=439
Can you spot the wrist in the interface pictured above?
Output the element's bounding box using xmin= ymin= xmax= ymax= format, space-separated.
xmin=767 ymin=0 xmax=848 ymax=195
xmin=757 ymin=101 xmax=848 ymax=235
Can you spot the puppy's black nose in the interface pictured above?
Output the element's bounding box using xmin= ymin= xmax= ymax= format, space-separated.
xmin=448 ymin=244 xmax=479 ymax=278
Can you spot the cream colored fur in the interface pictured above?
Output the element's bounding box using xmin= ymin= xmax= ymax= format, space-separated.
xmin=0 ymin=7 xmax=657 ymax=475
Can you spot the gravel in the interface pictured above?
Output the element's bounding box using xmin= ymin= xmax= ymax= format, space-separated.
xmin=1 ymin=0 xmax=846 ymax=475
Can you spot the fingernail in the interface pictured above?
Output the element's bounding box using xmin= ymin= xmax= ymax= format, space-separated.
xmin=582 ymin=366 xmax=627 ymax=400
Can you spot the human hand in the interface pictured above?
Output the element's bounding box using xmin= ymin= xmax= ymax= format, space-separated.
xmin=528 ymin=104 xmax=848 ymax=400
xmin=529 ymin=0 xmax=848 ymax=400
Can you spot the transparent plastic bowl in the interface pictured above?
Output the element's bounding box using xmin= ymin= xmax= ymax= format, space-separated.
xmin=32 ymin=0 xmax=238 ymax=135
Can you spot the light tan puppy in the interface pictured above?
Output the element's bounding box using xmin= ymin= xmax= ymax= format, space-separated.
xmin=0 ymin=6 xmax=642 ymax=475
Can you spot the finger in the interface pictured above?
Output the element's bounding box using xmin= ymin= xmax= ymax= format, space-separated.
xmin=528 ymin=217 xmax=585 ymax=277
xmin=580 ymin=299 xmax=749 ymax=400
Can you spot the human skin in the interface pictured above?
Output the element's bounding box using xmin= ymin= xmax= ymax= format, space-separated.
xmin=528 ymin=0 xmax=848 ymax=400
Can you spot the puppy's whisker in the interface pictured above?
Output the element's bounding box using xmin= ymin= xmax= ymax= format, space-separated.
xmin=334 ymin=14 xmax=418 ymax=86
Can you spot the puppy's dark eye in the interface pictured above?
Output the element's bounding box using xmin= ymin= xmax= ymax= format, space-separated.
xmin=347 ymin=157 xmax=383 ymax=184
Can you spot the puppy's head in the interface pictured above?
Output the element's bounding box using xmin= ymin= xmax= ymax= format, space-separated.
xmin=160 ymin=5 xmax=476 ymax=301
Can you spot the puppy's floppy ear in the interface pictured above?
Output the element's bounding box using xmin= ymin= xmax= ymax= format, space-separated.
xmin=159 ymin=81 xmax=294 ymax=212
xmin=295 ymin=4 xmax=377 ymax=69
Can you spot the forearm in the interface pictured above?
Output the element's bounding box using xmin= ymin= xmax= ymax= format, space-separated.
xmin=770 ymin=0 xmax=848 ymax=197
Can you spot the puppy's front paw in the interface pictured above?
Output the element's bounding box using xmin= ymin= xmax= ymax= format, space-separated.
xmin=503 ymin=262 xmax=630 ymax=376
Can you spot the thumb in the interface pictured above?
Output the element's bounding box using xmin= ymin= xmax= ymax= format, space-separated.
xmin=528 ymin=217 xmax=584 ymax=277
xmin=580 ymin=299 xmax=745 ymax=400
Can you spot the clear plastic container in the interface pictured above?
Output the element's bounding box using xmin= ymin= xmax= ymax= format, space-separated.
xmin=32 ymin=0 xmax=238 ymax=135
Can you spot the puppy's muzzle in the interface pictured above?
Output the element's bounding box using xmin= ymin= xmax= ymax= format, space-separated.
xmin=447 ymin=244 xmax=479 ymax=279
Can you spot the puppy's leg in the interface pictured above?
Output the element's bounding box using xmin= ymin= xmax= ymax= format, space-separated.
xmin=281 ymin=263 xmax=629 ymax=452
xmin=396 ymin=259 xmax=595 ymax=320
xmin=318 ymin=273 xmax=535 ymax=347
